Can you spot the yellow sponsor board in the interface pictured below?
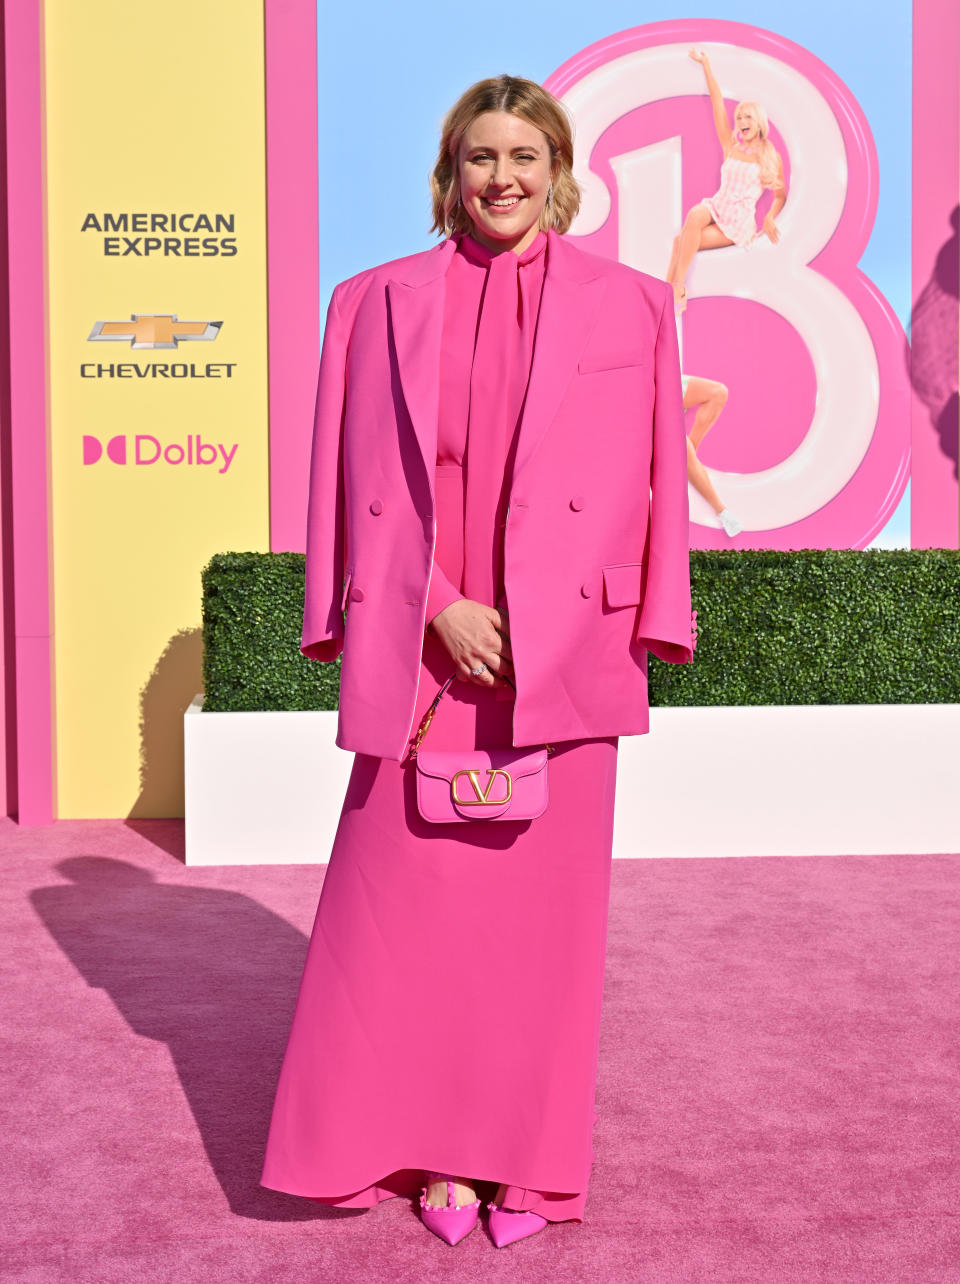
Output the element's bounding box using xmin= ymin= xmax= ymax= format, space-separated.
xmin=44 ymin=1 xmax=269 ymax=816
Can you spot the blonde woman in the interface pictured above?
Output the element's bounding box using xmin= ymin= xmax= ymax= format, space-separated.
xmin=260 ymin=74 xmax=693 ymax=1250
xmin=668 ymin=48 xmax=787 ymax=311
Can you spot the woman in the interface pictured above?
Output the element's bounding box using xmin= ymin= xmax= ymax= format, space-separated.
xmin=667 ymin=48 xmax=787 ymax=312
xmin=260 ymin=75 xmax=695 ymax=1249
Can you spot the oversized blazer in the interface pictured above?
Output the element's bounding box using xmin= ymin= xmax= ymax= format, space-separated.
xmin=302 ymin=226 xmax=695 ymax=760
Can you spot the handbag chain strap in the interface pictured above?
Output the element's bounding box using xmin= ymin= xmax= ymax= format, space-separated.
xmin=407 ymin=671 xmax=555 ymax=761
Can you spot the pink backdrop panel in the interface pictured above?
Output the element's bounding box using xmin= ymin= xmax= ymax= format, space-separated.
xmin=910 ymin=0 xmax=959 ymax=548
xmin=5 ymin=0 xmax=55 ymax=823
xmin=266 ymin=0 xmax=319 ymax=554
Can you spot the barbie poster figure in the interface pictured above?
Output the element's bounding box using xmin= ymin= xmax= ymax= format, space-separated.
xmin=667 ymin=48 xmax=787 ymax=312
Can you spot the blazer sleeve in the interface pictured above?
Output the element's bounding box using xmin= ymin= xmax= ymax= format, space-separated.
xmin=426 ymin=564 xmax=464 ymax=626
xmin=301 ymin=285 xmax=348 ymax=663
xmin=635 ymin=280 xmax=696 ymax=665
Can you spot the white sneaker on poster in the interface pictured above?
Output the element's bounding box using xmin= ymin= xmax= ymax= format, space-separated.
xmin=718 ymin=508 xmax=743 ymax=537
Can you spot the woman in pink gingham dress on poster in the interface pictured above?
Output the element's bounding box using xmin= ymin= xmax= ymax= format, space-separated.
xmin=703 ymin=153 xmax=765 ymax=249
xmin=666 ymin=47 xmax=788 ymax=313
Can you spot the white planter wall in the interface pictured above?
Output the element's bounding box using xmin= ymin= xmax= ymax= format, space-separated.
xmin=184 ymin=697 xmax=960 ymax=866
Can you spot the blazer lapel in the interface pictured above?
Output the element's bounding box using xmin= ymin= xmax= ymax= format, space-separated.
xmin=387 ymin=236 xmax=458 ymax=498
xmin=511 ymin=228 xmax=606 ymax=484
xmin=386 ymin=227 xmax=606 ymax=501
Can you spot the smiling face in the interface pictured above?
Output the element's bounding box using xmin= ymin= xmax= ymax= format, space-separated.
xmin=457 ymin=110 xmax=554 ymax=255
xmin=734 ymin=103 xmax=762 ymax=145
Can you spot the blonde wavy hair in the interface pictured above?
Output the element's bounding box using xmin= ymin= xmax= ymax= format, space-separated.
xmin=734 ymin=100 xmax=783 ymax=191
xmin=429 ymin=75 xmax=581 ymax=238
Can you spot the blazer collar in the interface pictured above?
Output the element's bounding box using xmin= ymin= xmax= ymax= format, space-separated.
xmin=389 ymin=225 xmax=601 ymax=287
xmin=386 ymin=227 xmax=606 ymax=495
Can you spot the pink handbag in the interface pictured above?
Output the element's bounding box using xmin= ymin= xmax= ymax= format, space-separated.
xmin=408 ymin=673 xmax=552 ymax=823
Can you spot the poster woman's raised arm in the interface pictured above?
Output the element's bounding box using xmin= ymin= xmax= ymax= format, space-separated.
xmin=690 ymin=47 xmax=732 ymax=151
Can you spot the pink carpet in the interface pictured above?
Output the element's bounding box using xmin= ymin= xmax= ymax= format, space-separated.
xmin=1 ymin=816 xmax=956 ymax=1282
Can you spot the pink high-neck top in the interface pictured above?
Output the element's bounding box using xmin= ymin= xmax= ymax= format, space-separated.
xmin=426 ymin=227 xmax=548 ymax=624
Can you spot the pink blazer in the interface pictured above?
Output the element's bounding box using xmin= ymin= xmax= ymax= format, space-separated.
xmin=303 ymin=227 xmax=694 ymax=760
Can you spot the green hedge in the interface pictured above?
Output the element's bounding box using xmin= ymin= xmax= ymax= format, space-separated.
xmin=200 ymin=548 xmax=960 ymax=712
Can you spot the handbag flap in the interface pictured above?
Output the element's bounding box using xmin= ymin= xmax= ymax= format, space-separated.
xmin=415 ymin=747 xmax=548 ymax=783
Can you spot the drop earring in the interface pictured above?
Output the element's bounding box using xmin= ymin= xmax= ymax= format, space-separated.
xmin=547 ymin=181 xmax=554 ymax=206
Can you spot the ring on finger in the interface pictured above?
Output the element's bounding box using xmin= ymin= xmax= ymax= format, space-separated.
xmin=470 ymin=663 xmax=487 ymax=677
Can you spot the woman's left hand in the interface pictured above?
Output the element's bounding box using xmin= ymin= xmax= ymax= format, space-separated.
xmin=762 ymin=214 xmax=780 ymax=244
xmin=429 ymin=598 xmax=514 ymax=687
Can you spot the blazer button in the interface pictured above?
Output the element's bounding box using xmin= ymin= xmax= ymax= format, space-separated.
xmin=369 ymin=498 xmax=383 ymax=515
xmin=350 ymin=587 xmax=365 ymax=603
xmin=570 ymin=495 xmax=586 ymax=511
xmin=580 ymin=581 xmax=593 ymax=598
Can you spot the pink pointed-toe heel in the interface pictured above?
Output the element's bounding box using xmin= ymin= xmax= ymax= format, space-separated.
xmin=486 ymin=1199 xmax=549 ymax=1248
xmin=418 ymin=1172 xmax=480 ymax=1246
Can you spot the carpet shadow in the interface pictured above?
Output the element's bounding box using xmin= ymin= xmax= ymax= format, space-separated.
xmin=30 ymin=855 xmax=361 ymax=1223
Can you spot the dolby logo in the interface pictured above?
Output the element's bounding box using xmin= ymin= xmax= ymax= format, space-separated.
xmin=83 ymin=434 xmax=238 ymax=474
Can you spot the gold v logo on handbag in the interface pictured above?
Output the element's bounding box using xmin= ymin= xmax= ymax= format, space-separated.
xmin=450 ymin=766 xmax=514 ymax=806
xmin=408 ymin=674 xmax=552 ymax=823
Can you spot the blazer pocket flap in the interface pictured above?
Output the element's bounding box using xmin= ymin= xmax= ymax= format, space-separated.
xmin=578 ymin=343 xmax=647 ymax=375
xmin=602 ymin=561 xmax=647 ymax=607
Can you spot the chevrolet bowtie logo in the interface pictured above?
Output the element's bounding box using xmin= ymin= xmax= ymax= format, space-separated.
xmin=88 ymin=314 xmax=222 ymax=349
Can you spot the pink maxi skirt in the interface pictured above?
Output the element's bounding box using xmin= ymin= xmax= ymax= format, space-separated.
xmin=260 ymin=465 xmax=619 ymax=1223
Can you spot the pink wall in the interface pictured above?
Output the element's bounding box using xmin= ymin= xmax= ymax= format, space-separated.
xmin=266 ymin=0 xmax=319 ymax=554
xmin=4 ymin=0 xmax=54 ymax=825
xmin=1 ymin=0 xmax=10 ymax=818
xmin=911 ymin=0 xmax=960 ymax=548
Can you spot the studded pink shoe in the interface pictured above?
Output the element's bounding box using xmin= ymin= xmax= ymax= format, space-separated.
xmin=486 ymin=1199 xmax=549 ymax=1247
xmin=418 ymin=1172 xmax=480 ymax=1246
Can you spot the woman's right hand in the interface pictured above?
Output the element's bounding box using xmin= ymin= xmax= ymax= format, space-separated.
xmin=429 ymin=599 xmax=514 ymax=687
xmin=688 ymin=48 xmax=709 ymax=65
